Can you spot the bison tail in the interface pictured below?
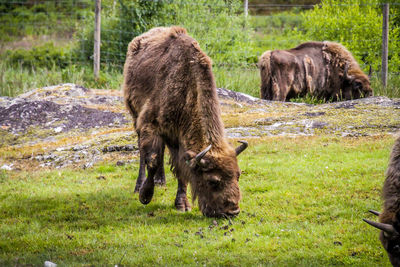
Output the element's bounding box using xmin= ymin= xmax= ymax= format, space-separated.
xmin=259 ymin=51 xmax=273 ymax=100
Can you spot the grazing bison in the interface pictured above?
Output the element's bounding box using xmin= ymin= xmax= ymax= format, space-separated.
xmin=364 ymin=136 xmax=400 ymax=266
xmin=123 ymin=26 xmax=248 ymax=217
xmin=258 ymin=41 xmax=373 ymax=101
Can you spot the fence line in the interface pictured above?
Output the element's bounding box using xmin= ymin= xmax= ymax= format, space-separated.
xmin=1 ymin=1 xmax=399 ymax=84
xmin=94 ymin=0 xmax=101 ymax=79
xmin=382 ymin=3 xmax=389 ymax=87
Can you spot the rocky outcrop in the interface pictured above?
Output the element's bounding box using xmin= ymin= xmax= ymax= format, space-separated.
xmin=0 ymin=83 xmax=399 ymax=170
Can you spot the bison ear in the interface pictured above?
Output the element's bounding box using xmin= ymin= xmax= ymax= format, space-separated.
xmin=183 ymin=150 xmax=197 ymax=168
xmin=183 ymin=146 xmax=212 ymax=170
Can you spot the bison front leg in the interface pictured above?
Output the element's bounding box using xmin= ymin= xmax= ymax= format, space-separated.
xmin=154 ymin=142 xmax=166 ymax=186
xmin=137 ymin=130 xmax=164 ymax=205
xmin=135 ymin=138 xmax=166 ymax=193
xmin=134 ymin=137 xmax=146 ymax=193
xmin=175 ymin=178 xmax=191 ymax=212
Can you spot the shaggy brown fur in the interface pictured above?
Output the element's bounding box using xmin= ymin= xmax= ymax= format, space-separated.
xmin=259 ymin=41 xmax=373 ymax=101
xmin=365 ymin=136 xmax=400 ymax=266
xmin=123 ymin=26 xmax=247 ymax=217
xmin=379 ymin=137 xmax=400 ymax=266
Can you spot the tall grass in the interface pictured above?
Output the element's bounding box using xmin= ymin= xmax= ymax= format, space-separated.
xmin=370 ymin=73 xmax=400 ymax=98
xmin=2 ymin=61 xmax=398 ymax=100
xmin=0 ymin=62 xmax=123 ymax=97
xmin=214 ymin=66 xmax=260 ymax=97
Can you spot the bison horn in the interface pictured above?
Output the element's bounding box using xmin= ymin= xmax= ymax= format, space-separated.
xmin=363 ymin=219 xmax=398 ymax=235
xmin=196 ymin=145 xmax=212 ymax=164
xmin=235 ymin=140 xmax=248 ymax=156
xmin=369 ymin=210 xmax=380 ymax=216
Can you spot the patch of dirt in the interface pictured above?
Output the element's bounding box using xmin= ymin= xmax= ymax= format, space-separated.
xmin=0 ymin=83 xmax=399 ymax=170
xmin=0 ymin=99 xmax=127 ymax=133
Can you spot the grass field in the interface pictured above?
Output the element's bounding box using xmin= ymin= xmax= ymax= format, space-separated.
xmin=0 ymin=136 xmax=395 ymax=266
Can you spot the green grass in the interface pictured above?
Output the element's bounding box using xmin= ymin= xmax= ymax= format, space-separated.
xmin=214 ymin=66 xmax=261 ymax=97
xmin=0 ymin=136 xmax=394 ymax=266
xmin=0 ymin=5 xmax=399 ymax=99
xmin=1 ymin=60 xmax=398 ymax=101
xmin=370 ymin=73 xmax=400 ymax=99
xmin=0 ymin=62 xmax=123 ymax=97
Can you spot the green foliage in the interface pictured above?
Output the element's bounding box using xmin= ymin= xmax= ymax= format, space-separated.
xmin=0 ymin=0 xmax=91 ymax=43
xmin=0 ymin=61 xmax=122 ymax=97
xmin=76 ymin=0 xmax=164 ymax=66
xmin=249 ymin=0 xmax=321 ymax=15
xmin=370 ymin=72 xmax=400 ymax=98
xmin=289 ymin=93 xmax=327 ymax=104
xmin=296 ymin=0 xmax=400 ymax=72
xmin=214 ymin=66 xmax=260 ymax=97
xmin=162 ymin=0 xmax=254 ymax=67
xmin=5 ymin=42 xmax=72 ymax=69
xmin=76 ymin=0 xmax=253 ymax=67
xmin=250 ymin=12 xmax=309 ymax=57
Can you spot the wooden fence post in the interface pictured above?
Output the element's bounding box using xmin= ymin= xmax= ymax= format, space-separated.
xmin=382 ymin=3 xmax=389 ymax=87
xmin=94 ymin=0 xmax=101 ymax=79
xmin=244 ymin=0 xmax=248 ymax=17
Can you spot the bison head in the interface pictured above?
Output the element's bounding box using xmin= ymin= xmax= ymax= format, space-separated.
xmin=184 ymin=141 xmax=248 ymax=218
xmin=364 ymin=210 xmax=400 ymax=266
xmin=342 ymin=64 xmax=373 ymax=100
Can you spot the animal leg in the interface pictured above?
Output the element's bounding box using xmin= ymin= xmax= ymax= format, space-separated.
xmin=154 ymin=141 xmax=166 ymax=186
xmin=135 ymin=138 xmax=165 ymax=192
xmin=138 ymin=129 xmax=164 ymax=205
xmin=175 ymin=178 xmax=191 ymax=212
xmin=134 ymin=137 xmax=146 ymax=193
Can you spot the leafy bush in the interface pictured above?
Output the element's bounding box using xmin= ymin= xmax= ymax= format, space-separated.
xmin=5 ymin=42 xmax=72 ymax=69
xmin=250 ymin=11 xmax=308 ymax=57
xmin=163 ymin=0 xmax=254 ymax=66
xmin=76 ymin=0 xmax=253 ymax=67
xmin=0 ymin=1 xmax=91 ymax=42
xmin=75 ymin=0 xmax=163 ymax=67
xmin=295 ymin=0 xmax=400 ymax=72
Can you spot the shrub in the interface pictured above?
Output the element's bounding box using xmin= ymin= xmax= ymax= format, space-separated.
xmin=0 ymin=1 xmax=91 ymax=42
xmin=5 ymin=42 xmax=72 ymax=69
xmin=75 ymin=0 xmax=253 ymax=68
xmin=296 ymin=0 xmax=400 ymax=72
xmin=75 ymin=0 xmax=168 ymax=67
xmin=162 ymin=0 xmax=254 ymax=67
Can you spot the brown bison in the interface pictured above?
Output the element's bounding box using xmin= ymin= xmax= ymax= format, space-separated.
xmin=123 ymin=26 xmax=248 ymax=217
xmin=258 ymin=41 xmax=373 ymax=101
xmin=364 ymin=136 xmax=400 ymax=266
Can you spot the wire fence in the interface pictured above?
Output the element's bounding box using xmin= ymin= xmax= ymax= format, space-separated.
xmin=0 ymin=1 xmax=399 ymax=85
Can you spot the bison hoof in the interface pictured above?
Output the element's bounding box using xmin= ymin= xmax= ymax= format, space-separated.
xmin=154 ymin=177 xmax=166 ymax=186
xmin=134 ymin=183 xmax=142 ymax=193
xmin=175 ymin=196 xmax=191 ymax=212
xmin=139 ymin=181 xmax=154 ymax=205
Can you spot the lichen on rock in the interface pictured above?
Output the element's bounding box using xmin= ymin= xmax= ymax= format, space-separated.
xmin=0 ymin=83 xmax=399 ymax=170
